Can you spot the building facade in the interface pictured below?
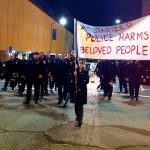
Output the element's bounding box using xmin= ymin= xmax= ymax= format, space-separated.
xmin=0 ymin=0 xmax=73 ymax=60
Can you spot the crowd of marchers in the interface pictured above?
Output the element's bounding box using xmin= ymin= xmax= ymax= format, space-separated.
xmin=0 ymin=53 xmax=147 ymax=126
xmin=94 ymin=60 xmax=146 ymax=101
xmin=0 ymin=51 xmax=89 ymax=127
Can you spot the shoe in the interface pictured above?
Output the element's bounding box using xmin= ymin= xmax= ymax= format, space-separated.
xmin=57 ymin=101 xmax=62 ymax=105
xmin=108 ymin=97 xmax=111 ymax=100
xmin=70 ymin=99 xmax=74 ymax=103
xmin=14 ymin=93 xmax=21 ymax=96
xmin=78 ymin=123 xmax=82 ymax=127
xmin=23 ymin=101 xmax=29 ymax=105
xmin=35 ymin=100 xmax=39 ymax=104
xmin=2 ymin=88 xmax=6 ymax=91
xmin=19 ymin=93 xmax=23 ymax=96
xmin=75 ymin=122 xmax=82 ymax=127
xmin=135 ymin=97 xmax=138 ymax=101
xmin=44 ymin=93 xmax=49 ymax=96
xmin=75 ymin=117 xmax=78 ymax=121
xmin=125 ymin=90 xmax=128 ymax=94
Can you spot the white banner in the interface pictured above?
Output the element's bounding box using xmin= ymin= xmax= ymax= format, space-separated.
xmin=76 ymin=15 xmax=150 ymax=60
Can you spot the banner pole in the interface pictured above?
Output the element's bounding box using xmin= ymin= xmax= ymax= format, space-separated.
xmin=74 ymin=18 xmax=78 ymax=58
xmin=74 ymin=18 xmax=78 ymax=95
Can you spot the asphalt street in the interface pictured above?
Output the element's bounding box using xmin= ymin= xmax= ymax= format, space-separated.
xmin=0 ymin=78 xmax=150 ymax=150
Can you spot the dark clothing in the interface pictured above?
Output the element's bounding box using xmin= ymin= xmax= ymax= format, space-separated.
xmin=48 ymin=59 xmax=55 ymax=92
xmin=4 ymin=60 xmax=15 ymax=77
xmin=127 ymin=62 xmax=144 ymax=84
xmin=53 ymin=58 xmax=60 ymax=90
xmin=94 ymin=61 xmax=104 ymax=77
xmin=117 ymin=62 xmax=128 ymax=93
xmin=74 ymin=68 xmax=89 ymax=125
xmin=55 ymin=59 xmax=69 ymax=103
xmin=68 ymin=58 xmax=75 ymax=102
xmin=101 ymin=61 xmax=116 ymax=99
xmin=14 ymin=58 xmax=21 ymax=74
xmin=26 ymin=77 xmax=41 ymax=103
xmin=18 ymin=59 xmax=28 ymax=94
xmin=95 ymin=61 xmax=104 ymax=90
xmin=126 ymin=61 xmax=144 ymax=100
xmin=0 ymin=60 xmax=3 ymax=79
xmin=13 ymin=58 xmax=22 ymax=89
xmin=3 ymin=60 xmax=16 ymax=90
xmin=26 ymin=59 xmax=43 ymax=79
xmin=25 ymin=59 xmax=43 ymax=103
xmin=76 ymin=69 xmax=89 ymax=104
xmin=40 ymin=57 xmax=49 ymax=96
xmin=103 ymin=83 xmax=113 ymax=98
xmin=19 ymin=60 xmax=28 ymax=76
xmin=65 ymin=58 xmax=75 ymax=95
xmin=75 ymin=98 xmax=83 ymax=125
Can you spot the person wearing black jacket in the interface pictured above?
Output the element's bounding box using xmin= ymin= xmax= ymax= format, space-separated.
xmin=13 ymin=53 xmax=21 ymax=89
xmin=53 ymin=53 xmax=60 ymax=91
xmin=46 ymin=53 xmax=55 ymax=93
xmin=94 ymin=60 xmax=104 ymax=90
xmin=2 ymin=55 xmax=16 ymax=91
xmin=16 ymin=54 xmax=28 ymax=96
xmin=117 ymin=60 xmax=128 ymax=94
xmin=55 ymin=54 xmax=68 ymax=104
xmin=0 ymin=59 xmax=4 ymax=79
xmin=126 ymin=60 xmax=145 ymax=101
xmin=39 ymin=51 xmax=50 ymax=98
xmin=101 ymin=60 xmax=117 ymax=100
xmin=0 ymin=60 xmax=4 ymax=96
xmin=23 ymin=52 xmax=43 ymax=104
xmin=74 ymin=59 xmax=89 ymax=127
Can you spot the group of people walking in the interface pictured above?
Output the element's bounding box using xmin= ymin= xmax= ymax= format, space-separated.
xmin=0 ymin=53 xmax=147 ymax=126
xmin=95 ymin=60 xmax=146 ymax=101
xmin=0 ymin=51 xmax=89 ymax=127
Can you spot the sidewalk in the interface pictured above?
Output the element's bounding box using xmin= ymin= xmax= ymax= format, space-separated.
xmin=0 ymin=81 xmax=150 ymax=150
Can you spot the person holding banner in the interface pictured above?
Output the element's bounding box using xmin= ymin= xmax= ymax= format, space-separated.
xmin=74 ymin=59 xmax=89 ymax=127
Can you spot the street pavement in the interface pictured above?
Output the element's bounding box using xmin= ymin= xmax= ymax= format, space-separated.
xmin=0 ymin=78 xmax=150 ymax=150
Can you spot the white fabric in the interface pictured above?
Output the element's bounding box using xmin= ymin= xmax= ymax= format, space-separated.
xmin=76 ymin=15 xmax=150 ymax=60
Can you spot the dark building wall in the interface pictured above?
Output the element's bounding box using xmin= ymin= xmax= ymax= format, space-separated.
xmin=142 ymin=0 xmax=150 ymax=16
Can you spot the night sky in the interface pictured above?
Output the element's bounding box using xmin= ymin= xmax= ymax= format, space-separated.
xmin=30 ymin=0 xmax=142 ymax=33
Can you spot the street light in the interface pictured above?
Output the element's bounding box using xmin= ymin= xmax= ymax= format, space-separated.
xmin=50 ymin=17 xmax=67 ymax=53
xmin=59 ymin=17 xmax=67 ymax=26
xmin=115 ymin=19 xmax=121 ymax=24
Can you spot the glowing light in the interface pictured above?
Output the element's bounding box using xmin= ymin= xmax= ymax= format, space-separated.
xmin=59 ymin=17 xmax=67 ymax=26
xmin=115 ymin=19 xmax=121 ymax=24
